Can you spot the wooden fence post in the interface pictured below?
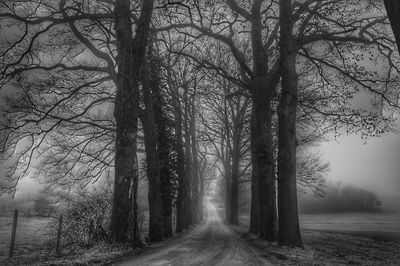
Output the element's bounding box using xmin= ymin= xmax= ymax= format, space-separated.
xmin=88 ymin=219 xmax=94 ymax=246
xmin=56 ymin=214 xmax=63 ymax=255
xmin=8 ymin=209 xmax=18 ymax=258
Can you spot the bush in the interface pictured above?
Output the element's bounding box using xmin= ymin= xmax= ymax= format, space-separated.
xmin=45 ymin=186 xmax=113 ymax=254
xmin=46 ymin=184 xmax=149 ymax=253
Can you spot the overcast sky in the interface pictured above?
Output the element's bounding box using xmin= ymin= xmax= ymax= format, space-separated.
xmin=320 ymin=132 xmax=400 ymax=198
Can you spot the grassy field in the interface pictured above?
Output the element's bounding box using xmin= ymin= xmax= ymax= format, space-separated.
xmin=0 ymin=215 xmax=53 ymax=262
xmin=299 ymin=212 xmax=400 ymax=239
xmin=239 ymin=211 xmax=400 ymax=237
xmin=1 ymin=209 xmax=398 ymax=265
xmin=236 ymin=211 xmax=400 ymax=265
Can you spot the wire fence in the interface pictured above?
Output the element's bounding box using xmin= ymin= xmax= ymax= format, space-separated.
xmin=0 ymin=193 xmax=154 ymax=263
xmin=0 ymin=198 xmax=57 ymax=263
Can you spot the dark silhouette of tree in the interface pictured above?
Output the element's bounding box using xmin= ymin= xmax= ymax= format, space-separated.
xmin=111 ymin=0 xmax=154 ymax=244
xmin=164 ymin=53 xmax=191 ymax=232
xmin=140 ymin=44 xmax=178 ymax=240
xmin=384 ymin=0 xmax=400 ymax=51
xmin=277 ymin=0 xmax=303 ymax=248
xmin=150 ymin=53 xmax=176 ymax=238
xmin=141 ymin=47 xmax=165 ymax=242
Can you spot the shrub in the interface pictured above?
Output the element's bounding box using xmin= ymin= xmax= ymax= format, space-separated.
xmin=45 ymin=186 xmax=113 ymax=254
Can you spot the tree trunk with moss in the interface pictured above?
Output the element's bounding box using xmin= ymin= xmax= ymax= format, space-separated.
xmin=142 ymin=52 xmax=165 ymax=242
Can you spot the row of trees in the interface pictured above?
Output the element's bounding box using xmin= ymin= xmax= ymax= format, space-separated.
xmin=299 ymin=182 xmax=381 ymax=213
xmin=0 ymin=0 xmax=209 ymax=246
xmin=1 ymin=0 xmax=400 ymax=248
xmin=175 ymin=0 xmax=398 ymax=247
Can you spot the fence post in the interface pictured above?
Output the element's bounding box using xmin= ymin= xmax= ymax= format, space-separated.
xmin=56 ymin=214 xmax=63 ymax=255
xmin=88 ymin=219 xmax=94 ymax=246
xmin=9 ymin=209 xmax=18 ymax=258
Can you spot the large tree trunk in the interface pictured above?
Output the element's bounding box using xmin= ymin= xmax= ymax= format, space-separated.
xmin=229 ymin=162 xmax=239 ymax=225
xmin=142 ymin=114 xmax=164 ymax=241
xmin=175 ymin=111 xmax=189 ymax=232
xmin=190 ymin=96 xmax=200 ymax=224
xmin=225 ymin=176 xmax=232 ymax=221
xmin=151 ymin=56 xmax=174 ymax=238
xmin=199 ymin=164 xmax=205 ymax=221
xmin=277 ymin=0 xmax=303 ymax=248
xmin=223 ymin=149 xmax=232 ymax=222
xmin=168 ymin=62 xmax=189 ymax=233
xmin=249 ymin=183 xmax=259 ymax=233
xmin=183 ymin=89 xmax=193 ymax=227
xmin=111 ymin=0 xmax=153 ymax=244
xmin=249 ymin=170 xmax=259 ymax=230
xmin=384 ymin=0 xmax=400 ymax=52
xmin=142 ymin=54 xmax=164 ymax=242
xmin=253 ymin=90 xmax=278 ymax=241
xmin=229 ymin=125 xmax=241 ymax=225
xmin=249 ymin=106 xmax=260 ymax=234
xmin=158 ymin=128 xmax=174 ymax=238
xmin=198 ymin=153 xmax=207 ymax=222
xmin=131 ymin=154 xmax=140 ymax=245
xmin=249 ymin=0 xmax=278 ymax=241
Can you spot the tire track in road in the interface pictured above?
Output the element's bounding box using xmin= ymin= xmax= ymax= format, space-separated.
xmin=117 ymin=200 xmax=271 ymax=266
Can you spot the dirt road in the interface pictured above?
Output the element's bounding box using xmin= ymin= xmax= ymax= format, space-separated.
xmin=117 ymin=200 xmax=270 ymax=266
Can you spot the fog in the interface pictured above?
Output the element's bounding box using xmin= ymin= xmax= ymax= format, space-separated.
xmin=3 ymin=131 xmax=400 ymax=207
xmin=320 ymin=133 xmax=400 ymax=199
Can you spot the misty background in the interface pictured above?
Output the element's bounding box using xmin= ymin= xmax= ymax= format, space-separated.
xmin=2 ymin=130 xmax=400 ymax=210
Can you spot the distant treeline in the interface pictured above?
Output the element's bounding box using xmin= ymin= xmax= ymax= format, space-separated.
xmin=0 ymin=196 xmax=32 ymax=215
xmin=299 ymin=182 xmax=381 ymax=213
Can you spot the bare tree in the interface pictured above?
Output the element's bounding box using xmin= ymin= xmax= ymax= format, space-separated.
xmin=0 ymin=0 xmax=116 ymax=194
xmin=199 ymin=72 xmax=250 ymax=225
xmin=0 ymin=0 xmax=155 ymax=244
